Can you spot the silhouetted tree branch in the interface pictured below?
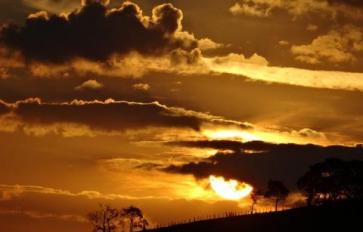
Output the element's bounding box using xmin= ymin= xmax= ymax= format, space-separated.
xmin=88 ymin=205 xmax=148 ymax=232
xmin=121 ymin=206 xmax=148 ymax=232
xmin=87 ymin=204 xmax=120 ymax=232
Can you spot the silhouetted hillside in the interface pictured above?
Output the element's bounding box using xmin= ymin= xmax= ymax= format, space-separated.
xmin=148 ymin=201 xmax=362 ymax=232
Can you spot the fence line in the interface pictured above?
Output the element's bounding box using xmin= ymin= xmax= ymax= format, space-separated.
xmin=152 ymin=206 xmax=296 ymax=230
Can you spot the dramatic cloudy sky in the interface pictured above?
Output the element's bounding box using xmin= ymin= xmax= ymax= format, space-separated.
xmin=1 ymin=0 xmax=363 ymax=231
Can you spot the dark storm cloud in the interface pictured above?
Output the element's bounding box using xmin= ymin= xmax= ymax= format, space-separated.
xmin=0 ymin=0 xmax=197 ymax=63
xmin=164 ymin=140 xmax=363 ymax=189
xmin=0 ymin=98 xmax=249 ymax=133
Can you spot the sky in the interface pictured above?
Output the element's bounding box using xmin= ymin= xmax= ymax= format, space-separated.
xmin=0 ymin=0 xmax=363 ymax=231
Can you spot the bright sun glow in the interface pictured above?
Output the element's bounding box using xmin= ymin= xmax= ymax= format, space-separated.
xmin=203 ymin=129 xmax=260 ymax=142
xmin=209 ymin=175 xmax=253 ymax=200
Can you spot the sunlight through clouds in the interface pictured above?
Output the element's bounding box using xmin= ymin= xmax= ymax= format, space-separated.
xmin=209 ymin=176 xmax=253 ymax=201
xmin=204 ymin=57 xmax=363 ymax=92
xmin=0 ymin=0 xmax=363 ymax=230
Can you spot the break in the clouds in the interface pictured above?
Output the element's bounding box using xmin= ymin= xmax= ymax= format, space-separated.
xmin=22 ymin=0 xmax=84 ymax=13
xmin=164 ymin=140 xmax=363 ymax=189
xmin=0 ymin=98 xmax=251 ymax=136
xmin=205 ymin=56 xmax=363 ymax=92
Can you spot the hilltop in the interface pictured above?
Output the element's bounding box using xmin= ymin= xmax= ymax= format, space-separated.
xmin=148 ymin=200 xmax=362 ymax=232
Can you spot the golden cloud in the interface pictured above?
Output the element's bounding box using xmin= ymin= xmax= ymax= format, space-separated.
xmin=204 ymin=54 xmax=363 ymax=92
xmin=291 ymin=25 xmax=363 ymax=64
xmin=133 ymin=83 xmax=150 ymax=91
xmin=75 ymin=79 xmax=104 ymax=91
xmin=229 ymin=0 xmax=363 ymax=20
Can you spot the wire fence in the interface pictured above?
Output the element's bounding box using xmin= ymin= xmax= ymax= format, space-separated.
xmin=151 ymin=206 xmax=294 ymax=230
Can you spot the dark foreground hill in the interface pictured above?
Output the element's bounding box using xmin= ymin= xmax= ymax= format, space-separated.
xmin=148 ymin=201 xmax=363 ymax=232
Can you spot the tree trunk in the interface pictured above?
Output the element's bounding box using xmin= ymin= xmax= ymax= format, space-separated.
xmin=307 ymin=194 xmax=313 ymax=207
xmin=130 ymin=218 xmax=134 ymax=232
xmin=275 ymin=199 xmax=278 ymax=212
xmin=107 ymin=220 xmax=110 ymax=232
xmin=103 ymin=212 xmax=106 ymax=232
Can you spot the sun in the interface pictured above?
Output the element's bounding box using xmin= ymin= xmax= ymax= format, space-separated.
xmin=209 ymin=175 xmax=253 ymax=200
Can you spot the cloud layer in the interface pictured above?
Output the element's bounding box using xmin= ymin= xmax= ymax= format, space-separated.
xmin=205 ymin=57 xmax=363 ymax=92
xmin=291 ymin=25 xmax=363 ymax=64
xmin=0 ymin=98 xmax=250 ymax=136
xmin=164 ymin=140 xmax=363 ymax=189
xmin=229 ymin=0 xmax=363 ymax=20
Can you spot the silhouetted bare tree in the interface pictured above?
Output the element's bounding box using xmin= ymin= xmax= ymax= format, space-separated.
xmin=297 ymin=159 xmax=363 ymax=206
xmin=265 ymin=180 xmax=289 ymax=211
xmin=87 ymin=204 xmax=120 ymax=232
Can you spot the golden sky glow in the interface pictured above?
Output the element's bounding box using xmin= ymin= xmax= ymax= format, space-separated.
xmin=202 ymin=128 xmax=261 ymax=142
xmin=205 ymin=58 xmax=363 ymax=92
xmin=0 ymin=0 xmax=363 ymax=231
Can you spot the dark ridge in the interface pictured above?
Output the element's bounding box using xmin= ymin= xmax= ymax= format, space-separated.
xmin=148 ymin=200 xmax=362 ymax=232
